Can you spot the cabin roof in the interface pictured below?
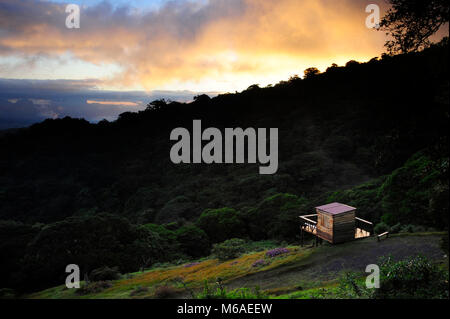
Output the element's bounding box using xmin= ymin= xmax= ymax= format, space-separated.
xmin=315 ymin=202 xmax=356 ymax=215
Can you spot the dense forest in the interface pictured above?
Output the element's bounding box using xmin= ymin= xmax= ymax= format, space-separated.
xmin=0 ymin=39 xmax=448 ymax=293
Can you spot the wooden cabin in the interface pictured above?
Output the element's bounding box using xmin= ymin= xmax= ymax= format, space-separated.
xmin=299 ymin=202 xmax=372 ymax=245
xmin=316 ymin=203 xmax=356 ymax=243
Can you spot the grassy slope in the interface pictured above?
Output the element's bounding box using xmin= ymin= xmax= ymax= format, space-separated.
xmin=27 ymin=233 xmax=447 ymax=299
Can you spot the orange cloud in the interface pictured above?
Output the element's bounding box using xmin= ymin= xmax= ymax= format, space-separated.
xmin=86 ymin=100 xmax=140 ymax=106
xmin=0 ymin=0 xmax=389 ymax=92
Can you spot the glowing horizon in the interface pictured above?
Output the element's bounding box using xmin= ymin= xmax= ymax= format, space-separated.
xmin=0 ymin=0 xmax=390 ymax=93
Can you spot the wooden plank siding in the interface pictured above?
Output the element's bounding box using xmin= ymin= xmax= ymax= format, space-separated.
xmin=316 ymin=210 xmax=333 ymax=242
xmin=332 ymin=210 xmax=355 ymax=243
xmin=315 ymin=208 xmax=356 ymax=244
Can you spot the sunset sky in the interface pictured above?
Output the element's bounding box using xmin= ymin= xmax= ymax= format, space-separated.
xmin=0 ymin=0 xmax=394 ymax=128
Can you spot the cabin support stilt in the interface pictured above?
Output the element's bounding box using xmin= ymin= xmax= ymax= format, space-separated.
xmin=300 ymin=227 xmax=304 ymax=247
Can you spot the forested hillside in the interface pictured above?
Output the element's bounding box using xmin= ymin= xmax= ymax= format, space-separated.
xmin=0 ymin=40 xmax=448 ymax=293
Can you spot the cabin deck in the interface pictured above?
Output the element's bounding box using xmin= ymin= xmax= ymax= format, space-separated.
xmin=301 ymin=224 xmax=371 ymax=239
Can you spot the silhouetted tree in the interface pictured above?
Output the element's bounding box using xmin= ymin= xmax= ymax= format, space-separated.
xmin=193 ymin=94 xmax=211 ymax=103
xmin=326 ymin=63 xmax=340 ymax=73
xmin=380 ymin=0 xmax=449 ymax=54
xmin=303 ymin=67 xmax=320 ymax=79
xmin=345 ymin=60 xmax=360 ymax=68
xmin=246 ymin=84 xmax=261 ymax=91
xmin=146 ymin=99 xmax=168 ymax=111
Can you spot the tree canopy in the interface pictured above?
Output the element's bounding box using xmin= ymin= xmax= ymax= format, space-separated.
xmin=380 ymin=0 xmax=449 ymax=54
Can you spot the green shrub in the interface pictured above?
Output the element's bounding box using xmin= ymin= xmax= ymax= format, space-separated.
xmin=175 ymin=224 xmax=211 ymax=258
xmin=154 ymin=285 xmax=179 ymax=299
xmin=196 ymin=280 xmax=266 ymax=299
xmin=89 ymin=266 xmax=121 ymax=282
xmin=374 ymin=222 xmax=389 ymax=234
xmin=374 ymin=255 xmax=449 ymax=299
xmin=389 ymin=223 xmax=402 ymax=234
xmin=239 ymin=240 xmax=280 ymax=252
xmin=381 ymin=212 xmax=396 ymax=225
xmin=336 ymin=256 xmax=449 ymax=299
xmin=0 ymin=288 xmax=16 ymax=299
xmin=142 ymin=223 xmax=182 ymax=260
xmin=378 ymin=153 xmax=448 ymax=229
xmin=75 ymin=281 xmax=112 ymax=295
xmin=326 ymin=178 xmax=384 ymax=222
xmin=328 ymin=152 xmax=448 ymax=230
xmin=20 ymin=214 xmax=165 ymax=292
xmin=123 ymin=187 xmax=159 ymax=219
xmin=197 ymin=208 xmax=246 ymax=243
xmin=129 ymin=286 xmax=149 ymax=297
xmin=144 ymin=224 xmax=177 ymax=242
xmin=155 ymin=196 xmax=197 ymax=224
xmin=244 ymin=193 xmax=309 ymax=241
xmin=412 ymin=225 xmax=427 ymax=232
xmin=399 ymin=224 xmax=429 ymax=233
xmin=337 ymin=272 xmax=370 ymax=299
xmin=212 ymin=238 xmax=246 ymax=261
xmin=401 ymin=224 xmax=415 ymax=233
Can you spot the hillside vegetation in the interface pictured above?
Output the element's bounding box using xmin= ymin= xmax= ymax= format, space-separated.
xmin=26 ymin=233 xmax=448 ymax=299
xmin=0 ymin=40 xmax=448 ymax=293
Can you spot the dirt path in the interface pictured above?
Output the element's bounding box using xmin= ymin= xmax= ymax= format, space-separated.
xmin=224 ymin=234 xmax=446 ymax=291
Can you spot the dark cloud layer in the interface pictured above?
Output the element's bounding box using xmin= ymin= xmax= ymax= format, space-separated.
xmin=0 ymin=78 xmax=215 ymax=129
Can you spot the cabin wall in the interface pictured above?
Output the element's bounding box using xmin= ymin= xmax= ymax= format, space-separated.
xmin=315 ymin=209 xmax=356 ymax=244
xmin=332 ymin=211 xmax=355 ymax=243
xmin=316 ymin=210 xmax=333 ymax=243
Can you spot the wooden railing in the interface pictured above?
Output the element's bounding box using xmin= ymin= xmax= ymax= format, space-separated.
xmin=299 ymin=214 xmax=319 ymax=246
xmin=377 ymin=232 xmax=389 ymax=241
xmin=355 ymin=217 xmax=373 ymax=235
xmin=299 ymin=214 xmax=318 ymax=234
